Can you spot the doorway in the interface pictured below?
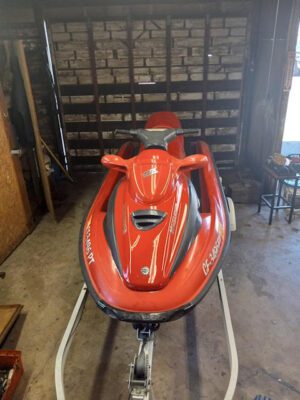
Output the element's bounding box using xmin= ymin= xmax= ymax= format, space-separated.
xmin=281 ymin=23 xmax=300 ymax=156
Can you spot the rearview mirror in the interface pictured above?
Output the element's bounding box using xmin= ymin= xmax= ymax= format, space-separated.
xmin=101 ymin=155 xmax=128 ymax=173
xmin=177 ymin=154 xmax=208 ymax=172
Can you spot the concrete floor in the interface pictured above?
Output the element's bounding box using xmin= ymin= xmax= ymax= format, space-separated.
xmin=1 ymin=176 xmax=300 ymax=400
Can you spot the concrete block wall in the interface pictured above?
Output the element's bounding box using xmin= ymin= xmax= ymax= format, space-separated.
xmin=50 ymin=16 xmax=248 ymax=165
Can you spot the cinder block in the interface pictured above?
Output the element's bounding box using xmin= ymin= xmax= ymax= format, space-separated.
xmin=117 ymin=49 xmax=129 ymax=58
xmin=172 ymin=73 xmax=188 ymax=81
xmin=136 ymin=113 xmax=150 ymax=121
xmin=190 ymin=73 xmax=203 ymax=81
xmin=93 ymin=22 xmax=105 ymax=31
xmin=76 ymin=50 xmax=89 ymax=59
xmin=66 ymin=132 xmax=79 ymax=139
xmin=194 ymin=111 xmax=202 ymax=118
xmin=96 ymin=39 xmax=127 ymax=49
xmin=51 ymin=23 xmax=65 ymax=33
xmin=221 ymin=55 xmax=243 ymax=64
xmin=228 ymin=72 xmax=243 ymax=79
xmin=133 ymin=48 xmax=152 ymax=57
xmin=78 ymin=76 xmax=92 ymax=84
xmin=111 ymin=31 xmax=127 ymax=39
xmin=172 ymin=48 xmax=188 ymax=57
xmin=210 ymin=28 xmax=229 ymax=37
xmin=66 ymin=22 xmax=87 ymax=32
xmin=134 ymin=75 xmax=152 ymax=83
xmin=231 ymin=28 xmax=247 ymax=36
xmin=175 ymin=38 xmax=205 ymax=48
xmin=215 ymin=91 xmax=240 ymax=99
xmin=61 ymin=96 xmax=70 ymax=103
xmin=134 ymin=67 xmax=150 ymax=74
xmin=188 ymin=66 xmax=203 ymax=73
xmin=191 ymin=47 xmax=204 ymax=56
xmin=213 ymin=36 xmax=245 ymax=46
xmin=145 ymin=58 xmax=165 ymax=67
xmin=179 ymin=92 xmax=202 ymax=100
xmin=97 ymin=75 xmax=115 ymax=84
xmin=93 ymin=31 xmax=111 ymax=40
xmin=145 ymin=20 xmax=166 ymax=30
xmin=58 ymin=70 xmax=75 ymax=77
xmin=135 ymin=39 xmax=165 ymax=48
xmin=172 ymin=30 xmax=189 ymax=38
xmin=133 ymin=31 xmax=150 ymax=40
xmin=216 ymin=127 xmax=237 ymax=135
xmin=190 ymin=29 xmax=205 ymax=37
xmin=112 ymin=68 xmax=129 ymax=76
xmin=143 ymin=93 xmax=166 ymax=102
xmin=55 ymin=51 xmax=75 ymax=61
xmin=57 ymin=42 xmax=88 ymax=51
xmin=230 ymin=44 xmax=246 ymax=55
xmin=70 ymin=95 xmax=94 ymax=103
xmin=185 ymin=19 xmax=205 ymax=29
xmin=59 ymin=76 xmax=78 ymax=85
xmin=95 ymin=60 xmax=107 ymax=68
xmin=150 ymin=67 xmax=166 ymax=74
xmin=208 ymin=55 xmax=220 ymax=65
xmin=133 ymin=58 xmax=144 ymax=67
xmin=153 ymin=48 xmax=166 ymax=57
xmin=72 ymin=32 xmax=88 ymax=41
xmin=205 ymin=128 xmax=216 ymax=136
xmin=151 ymin=30 xmax=166 ymax=38
xmin=52 ymin=32 xmax=71 ymax=42
xmin=172 ymin=20 xmax=185 ymax=29
xmin=64 ymin=114 xmax=87 ymax=122
xmin=107 ymin=59 xmax=128 ymax=68
xmin=105 ymin=21 xmax=126 ymax=31
xmin=132 ymin=21 xmax=144 ymax=30
xmin=56 ymin=60 xmax=69 ymax=69
xmin=106 ymin=94 xmax=131 ymax=103
xmin=207 ymin=110 xmax=229 ymax=118
xmin=95 ymin=49 xmax=114 ymax=59
xmin=209 ymin=45 xmax=229 ymax=55
xmin=69 ymin=59 xmax=91 ymax=69
xmin=210 ymin=18 xmax=223 ymax=28
xmin=225 ymin=18 xmax=247 ymax=28
xmin=115 ymin=75 xmax=130 ymax=83
xmin=171 ymin=66 xmax=187 ymax=74
xmin=208 ymin=73 xmax=226 ymax=80
xmin=183 ymin=56 xmax=203 ymax=65
xmin=229 ymin=110 xmax=239 ymax=117
xmin=124 ymin=113 xmax=133 ymax=121
xmin=151 ymin=74 xmax=166 ymax=82
xmin=176 ymin=111 xmax=193 ymax=119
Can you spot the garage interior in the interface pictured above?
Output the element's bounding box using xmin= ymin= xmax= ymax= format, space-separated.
xmin=0 ymin=0 xmax=300 ymax=399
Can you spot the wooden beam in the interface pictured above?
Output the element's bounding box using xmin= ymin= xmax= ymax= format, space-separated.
xmin=65 ymin=117 xmax=238 ymax=132
xmin=60 ymin=80 xmax=242 ymax=96
xmin=63 ymin=99 xmax=240 ymax=114
xmin=15 ymin=41 xmax=56 ymax=219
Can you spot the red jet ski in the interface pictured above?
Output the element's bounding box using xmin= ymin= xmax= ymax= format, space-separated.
xmin=55 ymin=112 xmax=238 ymax=400
xmin=80 ymin=112 xmax=230 ymax=322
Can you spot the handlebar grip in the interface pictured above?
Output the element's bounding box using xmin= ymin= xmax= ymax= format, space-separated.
xmin=114 ymin=129 xmax=132 ymax=135
xmin=176 ymin=129 xmax=201 ymax=135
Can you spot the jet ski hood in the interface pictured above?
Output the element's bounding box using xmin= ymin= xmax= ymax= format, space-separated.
xmin=103 ymin=149 xmax=207 ymax=291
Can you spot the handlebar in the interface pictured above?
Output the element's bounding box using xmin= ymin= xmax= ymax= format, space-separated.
xmin=114 ymin=128 xmax=200 ymax=150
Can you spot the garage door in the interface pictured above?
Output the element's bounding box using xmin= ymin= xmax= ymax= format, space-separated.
xmin=49 ymin=15 xmax=248 ymax=171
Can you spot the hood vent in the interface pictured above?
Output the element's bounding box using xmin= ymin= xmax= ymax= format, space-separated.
xmin=132 ymin=210 xmax=166 ymax=231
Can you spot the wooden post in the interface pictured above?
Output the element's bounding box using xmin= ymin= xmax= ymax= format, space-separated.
xmin=15 ymin=40 xmax=56 ymax=219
